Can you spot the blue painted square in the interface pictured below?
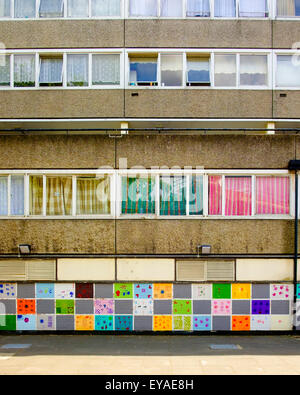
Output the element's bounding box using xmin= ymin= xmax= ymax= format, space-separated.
xmin=36 ymin=283 xmax=55 ymax=299
xmin=95 ymin=315 xmax=114 ymax=331
xmin=193 ymin=316 xmax=211 ymax=331
xmin=297 ymin=284 xmax=300 ymax=299
xmin=252 ymin=300 xmax=270 ymax=315
xmin=17 ymin=315 xmax=37 ymax=331
xmin=114 ymin=315 xmax=133 ymax=331
xmin=134 ymin=284 xmax=153 ymax=299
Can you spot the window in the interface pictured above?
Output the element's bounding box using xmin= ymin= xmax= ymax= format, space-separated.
xmin=277 ymin=0 xmax=300 ymax=17
xmin=77 ymin=176 xmax=111 ymax=215
xmin=15 ymin=0 xmax=36 ymax=18
xmin=160 ymin=0 xmax=182 ymax=17
xmin=214 ymin=54 xmax=236 ymax=87
xmin=186 ymin=0 xmax=210 ymax=17
xmin=0 ymin=177 xmax=7 ymax=215
xmin=239 ymin=0 xmax=268 ymax=18
xmin=46 ymin=177 xmax=72 ymax=216
xmin=256 ymin=176 xmax=290 ymax=215
xmin=160 ymin=176 xmax=186 ymax=216
xmin=29 ymin=176 xmax=43 ymax=215
xmin=240 ymin=55 xmax=268 ymax=86
xmin=67 ymin=54 xmax=88 ymax=87
xmin=129 ymin=56 xmax=158 ymax=86
xmin=39 ymin=0 xmax=64 ymax=18
xmin=91 ymin=0 xmax=121 ymax=16
xmin=186 ymin=56 xmax=210 ymax=86
xmin=208 ymin=175 xmax=222 ymax=215
xmin=161 ymin=54 xmax=183 ymax=87
xmin=225 ymin=176 xmax=252 ymax=216
xmin=276 ymin=55 xmax=300 ymax=87
xmin=68 ymin=0 xmax=89 ymax=17
xmin=214 ymin=0 xmax=236 ymax=17
xmin=129 ymin=0 xmax=157 ymax=17
xmin=189 ymin=175 xmax=203 ymax=215
xmin=14 ymin=55 xmax=35 ymax=87
xmin=0 ymin=0 xmax=10 ymax=17
xmin=92 ymin=54 xmax=120 ymax=85
xmin=121 ymin=176 xmax=156 ymax=214
xmin=0 ymin=176 xmax=24 ymax=216
xmin=39 ymin=56 xmax=63 ymax=87
xmin=0 ymin=55 xmax=10 ymax=86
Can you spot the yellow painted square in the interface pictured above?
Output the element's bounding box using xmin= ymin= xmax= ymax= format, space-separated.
xmin=75 ymin=315 xmax=94 ymax=331
xmin=153 ymin=315 xmax=172 ymax=331
xmin=153 ymin=284 xmax=173 ymax=299
xmin=232 ymin=284 xmax=251 ymax=299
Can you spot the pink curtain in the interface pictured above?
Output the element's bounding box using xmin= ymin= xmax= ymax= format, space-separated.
xmin=225 ymin=176 xmax=252 ymax=216
xmin=256 ymin=176 xmax=290 ymax=215
xmin=208 ymin=176 xmax=222 ymax=215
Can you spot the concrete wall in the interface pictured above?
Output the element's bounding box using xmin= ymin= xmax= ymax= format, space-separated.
xmin=273 ymin=21 xmax=300 ymax=49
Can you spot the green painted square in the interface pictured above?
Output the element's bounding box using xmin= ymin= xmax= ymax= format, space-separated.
xmin=213 ymin=284 xmax=231 ymax=299
xmin=56 ymin=300 xmax=74 ymax=315
xmin=174 ymin=316 xmax=192 ymax=331
xmin=0 ymin=315 xmax=16 ymax=331
xmin=114 ymin=284 xmax=133 ymax=299
xmin=173 ymin=300 xmax=192 ymax=315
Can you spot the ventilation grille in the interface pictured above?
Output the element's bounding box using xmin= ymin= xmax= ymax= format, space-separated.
xmin=206 ymin=261 xmax=235 ymax=281
xmin=0 ymin=261 xmax=26 ymax=281
xmin=176 ymin=261 xmax=205 ymax=282
xmin=177 ymin=260 xmax=235 ymax=282
xmin=0 ymin=260 xmax=56 ymax=281
xmin=26 ymin=261 xmax=56 ymax=281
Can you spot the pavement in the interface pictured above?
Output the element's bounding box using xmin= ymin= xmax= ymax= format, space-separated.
xmin=0 ymin=334 xmax=300 ymax=375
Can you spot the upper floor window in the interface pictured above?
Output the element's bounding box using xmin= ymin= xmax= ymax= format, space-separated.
xmin=0 ymin=176 xmax=24 ymax=216
xmin=129 ymin=55 xmax=158 ymax=86
xmin=14 ymin=54 xmax=35 ymax=87
xmin=186 ymin=55 xmax=210 ymax=86
xmin=15 ymin=0 xmax=36 ymax=18
xmin=0 ymin=0 xmax=10 ymax=17
xmin=129 ymin=0 xmax=157 ymax=17
xmin=39 ymin=0 xmax=64 ymax=18
xmin=186 ymin=0 xmax=210 ymax=17
xmin=68 ymin=0 xmax=89 ymax=17
xmin=239 ymin=0 xmax=268 ymax=17
xmin=276 ymin=55 xmax=300 ymax=87
xmin=92 ymin=54 xmax=120 ymax=85
xmin=277 ymin=0 xmax=300 ymax=17
xmin=161 ymin=0 xmax=183 ymax=17
xmin=161 ymin=54 xmax=183 ymax=86
xmin=92 ymin=0 xmax=121 ymax=17
xmin=67 ymin=54 xmax=89 ymax=87
xmin=39 ymin=55 xmax=63 ymax=87
xmin=214 ymin=54 xmax=236 ymax=87
xmin=214 ymin=0 xmax=236 ymax=17
xmin=0 ymin=55 xmax=10 ymax=86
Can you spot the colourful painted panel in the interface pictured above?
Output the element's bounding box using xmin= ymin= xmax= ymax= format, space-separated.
xmin=36 ymin=283 xmax=54 ymax=299
xmin=55 ymin=284 xmax=75 ymax=299
xmin=193 ymin=316 xmax=211 ymax=331
xmin=173 ymin=316 xmax=192 ymax=331
xmin=17 ymin=315 xmax=37 ymax=330
xmin=56 ymin=300 xmax=75 ymax=315
xmin=115 ymin=315 xmax=133 ymax=331
xmin=76 ymin=283 xmax=94 ymax=299
xmin=252 ymin=300 xmax=270 ymax=315
xmin=0 ymin=315 xmax=16 ymax=331
xmin=192 ymin=284 xmax=211 ymax=300
xmin=94 ymin=299 xmax=114 ymax=315
xmin=134 ymin=284 xmax=153 ymax=299
xmin=212 ymin=300 xmax=231 ymax=315
xmin=232 ymin=316 xmax=250 ymax=331
xmin=153 ymin=315 xmax=172 ymax=331
xmin=297 ymin=284 xmax=300 ymax=299
xmin=95 ymin=315 xmax=114 ymax=331
xmin=213 ymin=284 xmax=231 ymax=299
xmin=251 ymin=315 xmax=271 ymax=331
xmin=75 ymin=315 xmax=94 ymax=330
xmin=37 ymin=315 xmax=55 ymax=330
xmin=153 ymin=284 xmax=173 ymax=299
xmin=271 ymin=284 xmax=293 ymax=300
xmin=0 ymin=283 xmax=17 ymax=299
xmin=17 ymin=299 xmax=36 ymax=315
xmin=173 ymin=300 xmax=192 ymax=315
xmin=133 ymin=300 xmax=153 ymax=315
xmin=232 ymin=284 xmax=251 ymax=299
xmin=114 ymin=284 xmax=133 ymax=299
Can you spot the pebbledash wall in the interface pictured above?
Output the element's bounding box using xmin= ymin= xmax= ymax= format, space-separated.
xmin=0 ymin=258 xmax=300 ymax=332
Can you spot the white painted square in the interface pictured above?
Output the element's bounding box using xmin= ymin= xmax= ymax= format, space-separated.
xmin=270 ymin=284 xmax=293 ymax=300
xmin=251 ymin=315 xmax=271 ymax=331
xmin=133 ymin=300 xmax=153 ymax=315
xmin=54 ymin=283 xmax=75 ymax=299
xmin=271 ymin=315 xmax=293 ymax=331
xmin=192 ymin=284 xmax=212 ymax=300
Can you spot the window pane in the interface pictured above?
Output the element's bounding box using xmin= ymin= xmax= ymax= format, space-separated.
xmin=39 ymin=57 xmax=63 ymax=85
xmin=276 ymin=55 xmax=300 ymax=87
xmin=67 ymin=55 xmax=88 ymax=87
xmin=160 ymin=176 xmax=186 ymax=216
xmin=214 ymin=0 xmax=236 ymax=17
xmin=92 ymin=0 xmax=120 ymax=16
xmin=0 ymin=0 xmax=10 ymax=17
xmin=30 ymin=176 xmax=43 ymax=216
xmin=129 ymin=0 xmax=157 ymax=16
xmin=208 ymin=175 xmax=222 ymax=215
xmin=161 ymin=54 xmax=183 ymax=86
xmin=256 ymin=177 xmax=290 ymax=215
xmin=187 ymin=0 xmax=210 ymax=17
xmin=11 ymin=176 xmax=24 ymax=215
xmin=15 ymin=0 xmax=35 ymax=18
xmin=77 ymin=176 xmax=110 ymax=215
xmin=68 ymin=0 xmax=89 ymax=17
xmin=161 ymin=0 xmax=182 ymax=17
xmin=240 ymin=55 xmax=268 ymax=86
xmin=225 ymin=176 xmax=252 ymax=216
xmin=189 ymin=175 xmax=203 ymax=215
xmin=0 ymin=177 xmax=8 ymax=216
xmin=130 ymin=57 xmax=157 ymax=86
xmin=277 ymin=0 xmax=300 ymax=17
xmin=46 ymin=177 xmax=72 ymax=216
xmin=39 ymin=0 xmax=64 ymax=18
xmin=14 ymin=55 xmax=35 ymax=87
xmin=122 ymin=176 xmax=155 ymax=215
xmin=214 ymin=54 xmax=236 ymax=87
xmin=239 ymin=0 xmax=268 ymax=17
xmin=0 ymin=55 xmax=10 ymax=86
xmin=92 ymin=54 xmax=120 ymax=85
xmin=187 ymin=57 xmax=210 ymax=85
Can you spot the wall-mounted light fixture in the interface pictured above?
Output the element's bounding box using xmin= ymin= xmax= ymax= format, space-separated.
xmin=18 ymin=244 xmax=31 ymax=255
xmin=197 ymin=245 xmax=212 ymax=256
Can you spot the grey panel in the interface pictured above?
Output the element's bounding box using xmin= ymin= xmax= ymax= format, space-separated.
xmin=212 ymin=316 xmax=231 ymax=331
xmin=94 ymin=284 xmax=114 ymax=299
xmin=114 ymin=300 xmax=133 ymax=315
xmin=0 ymin=299 xmax=16 ymax=314
xmin=153 ymin=300 xmax=172 ymax=315
xmin=193 ymin=300 xmax=211 ymax=315
xmin=252 ymin=284 xmax=270 ymax=299
xmin=17 ymin=284 xmax=35 ymax=298
xmin=173 ymin=284 xmax=192 ymax=299
xmin=56 ymin=315 xmax=75 ymax=331
xmin=75 ymin=300 xmax=94 ymax=314
xmin=36 ymin=299 xmax=55 ymax=314
xmin=134 ymin=316 xmax=153 ymax=331
xmin=232 ymin=300 xmax=251 ymax=315
xmin=271 ymin=300 xmax=290 ymax=315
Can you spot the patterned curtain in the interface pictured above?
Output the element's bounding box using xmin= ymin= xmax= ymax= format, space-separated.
xmin=68 ymin=0 xmax=89 ymax=17
xmin=122 ymin=176 xmax=155 ymax=214
xmin=11 ymin=176 xmax=24 ymax=216
xmin=67 ymin=55 xmax=88 ymax=86
xmin=0 ymin=177 xmax=8 ymax=216
xmin=186 ymin=0 xmax=210 ymax=17
xmin=92 ymin=54 xmax=120 ymax=85
xmin=256 ymin=177 xmax=290 ymax=215
xmin=160 ymin=176 xmax=186 ymax=216
xmin=30 ymin=176 xmax=43 ymax=215
xmin=14 ymin=55 xmax=35 ymax=86
xmin=39 ymin=58 xmax=63 ymax=84
xmin=189 ymin=175 xmax=203 ymax=215
xmin=225 ymin=176 xmax=252 ymax=216
xmin=208 ymin=175 xmax=222 ymax=215
xmin=92 ymin=0 xmax=121 ymax=16
xmin=277 ymin=0 xmax=295 ymax=16
xmin=129 ymin=0 xmax=157 ymax=16
xmin=0 ymin=55 xmax=10 ymax=86
xmin=46 ymin=177 xmax=72 ymax=216
xmin=77 ymin=176 xmax=111 ymax=215
xmin=15 ymin=0 xmax=36 ymax=18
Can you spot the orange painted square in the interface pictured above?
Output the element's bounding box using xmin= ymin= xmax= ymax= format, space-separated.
xmin=17 ymin=299 xmax=36 ymax=314
xmin=153 ymin=316 xmax=172 ymax=331
xmin=75 ymin=315 xmax=94 ymax=331
xmin=232 ymin=316 xmax=250 ymax=331
xmin=153 ymin=284 xmax=173 ymax=299
xmin=232 ymin=284 xmax=251 ymax=299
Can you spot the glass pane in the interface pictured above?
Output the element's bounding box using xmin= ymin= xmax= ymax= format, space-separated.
xmin=208 ymin=175 xmax=222 ymax=215
xmin=29 ymin=176 xmax=43 ymax=216
xmin=0 ymin=0 xmax=11 ymax=17
xmin=187 ymin=0 xmax=210 ymax=17
xmin=0 ymin=55 xmax=10 ymax=86
xmin=39 ymin=0 xmax=64 ymax=18
xmin=189 ymin=175 xmax=203 ymax=215
xmin=130 ymin=57 xmax=157 ymax=85
xmin=0 ymin=177 xmax=8 ymax=215
xmin=277 ymin=0 xmax=300 ymax=17
xmin=14 ymin=55 xmax=35 ymax=87
xmin=161 ymin=54 xmax=183 ymax=86
xmin=240 ymin=55 xmax=268 ymax=86
xmin=276 ymin=55 xmax=300 ymax=87
xmin=160 ymin=176 xmax=186 ymax=216
xmin=15 ymin=0 xmax=35 ymax=18
xmin=68 ymin=0 xmax=89 ymax=17
xmin=187 ymin=57 xmax=210 ymax=84
xmin=129 ymin=0 xmax=157 ymax=16
xmin=11 ymin=176 xmax=24 ymax=215
xmin=39 ymin=58 xmax=63 ymax=85
xmin=91 ymin=0 xmax=121 ymax=16
xmin=92 ymin=54 xmax=120 ymax=85
xmin=256 ymin=177 xmax=290 ymax=215
xmin=67 ymin=55 xmax=88 ymax=87
xmin=214 ymin=54 xmax=236 ymax=87
xmin=161 ymin=0 xmax=182 ymax=17
xmin=77 ymin=176 xmax=110 ymax=215
xmin=214 ymin=0 xmax=236 ymax=17
xmin=225 ymin=176 xmax=252 ymax=216
xmin=239 ymin=0 xmax=268 ymax=17
xmin=121 ymin=176 xmax=155 ymax=214
xmin=46 ymin=177 xmax=72 ymax=216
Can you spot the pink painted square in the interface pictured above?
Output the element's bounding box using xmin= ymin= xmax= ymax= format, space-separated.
xmin=212 ymin=300 xmax=231 ymax=315
xmin=271 ymin=284 xmax=293 ymax=300
xmin=94 ymin=299 xmax=114 ymax=315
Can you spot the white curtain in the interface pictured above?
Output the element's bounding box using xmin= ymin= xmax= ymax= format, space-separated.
xmin=161 ymin=54 xmax=183 ymax=86
xmin=11 ymin=176 xmax=24 ymax=216
xmin=277 ymin=0 xmax=296 ymax=17
xmin=239 ymin=0 xmax=267 ymax=17
xmin=92 ymin=54 xmax=120 ymax=85
xmin=15 ymin=0 xmax=36 ymax=18
xmin=240 ymin=55 xmax=268 ymax=86
xmin=129 ymin=0 xmax=157 ymax=16
xmin=0 ymin=0 xmax=10 ymax=17
xmin=0 ymin=177 xmax=8 ymax=216
xmin=39 ymin=0 xmax=64 ymax=17
xmin=214 ymin=0 xmax=236 ymax=17
xmin=187 ymin=0 xmax=210 ymax=17
xmin=92 ymin=0 xmax=120 ymax=16
xmin=14 ymin=55 xmax=35 ymax=85
xmin=67 ymin=55 xmax=88 ymax=86
xmin=0 ymin=55 xmax=10 ymax=86
xmin=214 ymin=54 xmax=236 ymax=86
xmin=68 ymin=0 xmax=89 ymax=17
xmin=276 ymin=55 xmax=300 ymax=87
xmin=39 ymin=58 xmax=63 ymax=84
xmin=161 ymin=0 xmax=182 ymax=17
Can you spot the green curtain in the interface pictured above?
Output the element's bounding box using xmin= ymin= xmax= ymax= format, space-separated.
xmin=160 ymin=176 xmax=186 ymax=216
xmin=122 ymin=176 xmax=155 ymax=214
xmin=189 ymin=175 xmax=203 ymax=215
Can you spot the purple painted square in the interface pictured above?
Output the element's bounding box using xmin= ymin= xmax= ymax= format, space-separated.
xmin=94 ymin=299 xmax=114 ymax=315
xmin=252 ymin=300 xmax=270 ymax=315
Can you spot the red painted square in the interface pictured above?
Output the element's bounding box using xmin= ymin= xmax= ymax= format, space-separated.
xmin=232 ymin=316 xmax=250 ymax=331
xmin=75 ymin=283 xmax=94 ymax=299
xmin=17 ymin=299 xmax=36 ymax=314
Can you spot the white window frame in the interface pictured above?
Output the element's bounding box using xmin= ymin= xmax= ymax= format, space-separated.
xmin=274 ymin=51 xmax=300 ymax=90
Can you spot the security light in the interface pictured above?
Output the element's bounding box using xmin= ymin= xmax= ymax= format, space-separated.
xmin=197 ymin=245 xmax=212 ymax=255
xmin=18 ymin=244 xmax=31 ymax=255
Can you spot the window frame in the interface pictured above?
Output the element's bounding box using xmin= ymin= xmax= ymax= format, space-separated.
xmin=274 ymin=51 xmax=300 ymax=90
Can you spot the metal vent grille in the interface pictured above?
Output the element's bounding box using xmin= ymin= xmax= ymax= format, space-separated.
xmin=176 ymin=261 xmax=205 ymax=281
xmin=176 ymin=260 xmax=235 ymax=282
xmin=26 ymin=261 xmax=56 ymax=281
xmin=0 ymin=260 xmax=56 ymax=281
xmin=206 ymin=261 xmax=235 ymax=281
xmin=0 ymin=261 xmax=26 ymax=281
